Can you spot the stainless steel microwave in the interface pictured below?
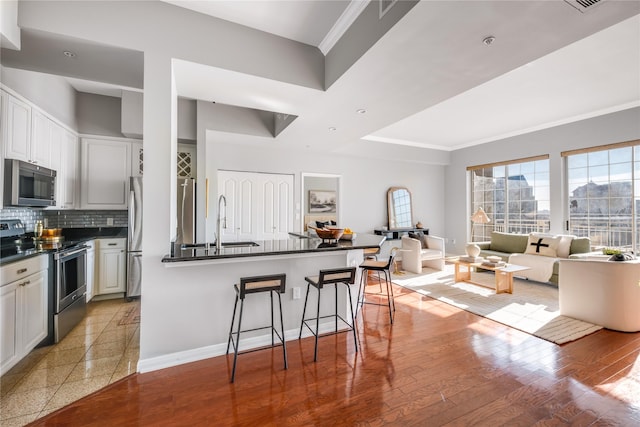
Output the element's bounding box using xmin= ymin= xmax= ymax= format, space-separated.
xmin=3 ymin=159 xmax=57 ymax=207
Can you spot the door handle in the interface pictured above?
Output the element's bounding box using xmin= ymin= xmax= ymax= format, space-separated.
xmin=20 ymin=280 xmax=30 ymax=287
xmin=17 ymin=268 xmax=27 ymax=274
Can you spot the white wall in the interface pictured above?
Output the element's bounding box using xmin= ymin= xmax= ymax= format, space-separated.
xmin=0 ymin=0 xmax=20 ymax=50
xmin=444 ymin=107 xmax=640 ymax=255
xmin=204 ymin=139 xmax=445 ymax=239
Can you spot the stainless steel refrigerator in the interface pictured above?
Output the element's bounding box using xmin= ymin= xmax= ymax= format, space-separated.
xmin=176 ymin=178 xmax=196 ymax=244
xmin=127 ymin=176 xmax=143 ymax=299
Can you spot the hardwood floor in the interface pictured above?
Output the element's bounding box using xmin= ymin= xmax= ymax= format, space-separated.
xmin=28 ymin=281 xmax=640 ymax=426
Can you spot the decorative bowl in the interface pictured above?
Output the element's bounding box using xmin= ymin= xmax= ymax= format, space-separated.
xmin=340 ymin=232 xmax=356 ymax=240
xmin=314 ymin=227 xmax=344 ymax=240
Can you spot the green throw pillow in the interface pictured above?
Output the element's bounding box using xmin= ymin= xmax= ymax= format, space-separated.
xmin=569 ymin=237 xmax=591 ymax=254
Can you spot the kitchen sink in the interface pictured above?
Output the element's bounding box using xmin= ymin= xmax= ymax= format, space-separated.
xmin=180 ymin=241 xmax=259 ymax=249
xmin=221 ymin=241 xmax=260 ymax=247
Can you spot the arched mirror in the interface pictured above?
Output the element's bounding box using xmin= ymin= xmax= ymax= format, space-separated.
xmin=387 ymin=187 xmax=413 ymax=229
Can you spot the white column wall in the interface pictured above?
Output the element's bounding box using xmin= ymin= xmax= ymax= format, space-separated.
xmin=138 ymin=250 xmax=364 ymax=373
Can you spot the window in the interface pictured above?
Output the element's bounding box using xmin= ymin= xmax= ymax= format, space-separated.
xmin=563 ymin=140 xmax=639 ymax=252
xmin=469 ymin=156 xmax=550 ymax=241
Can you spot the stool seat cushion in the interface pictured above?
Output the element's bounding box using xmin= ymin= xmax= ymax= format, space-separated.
xmin=360 ymin=259 xmax=389 ymax=269
xmin=306 ymin=270 xmax=355 ymax=287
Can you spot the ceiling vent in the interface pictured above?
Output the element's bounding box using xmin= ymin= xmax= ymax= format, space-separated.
xmin=564 ymin=0 xmax=607 ymax=13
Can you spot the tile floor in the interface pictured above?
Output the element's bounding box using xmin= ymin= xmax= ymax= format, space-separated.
xmin=0 ymin=298 xmax=140 ymax=426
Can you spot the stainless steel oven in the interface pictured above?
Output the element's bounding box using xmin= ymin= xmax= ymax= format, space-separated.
xmin=54 ymin=245 xmax=88 ymax=342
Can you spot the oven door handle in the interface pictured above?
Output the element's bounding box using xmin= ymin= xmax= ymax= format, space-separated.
xmin=54 ymin=246 xmax=88 ymax=260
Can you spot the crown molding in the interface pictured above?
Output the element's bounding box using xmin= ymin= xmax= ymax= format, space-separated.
xmin=318 ymin=0 xmax=370 ymax=55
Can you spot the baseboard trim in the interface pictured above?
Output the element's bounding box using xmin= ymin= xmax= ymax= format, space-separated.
xmin=137 ymin=321 xmax=352 ymax=373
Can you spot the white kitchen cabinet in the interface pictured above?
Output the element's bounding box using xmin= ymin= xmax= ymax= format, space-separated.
xmin=129 ymin=143 xmax=195 ymax=178
xmin=2 ymin=93 xmax=31 ymax=163
xmin=80 ymin=138 xmax=131 ymax=209
xmin=47 ymin=124 xmax=78 ymax=209
xmin=0 ymin=254 xmax=49 ymax=375
xmin=177 ymin=143 xmax=196 ymax=178
xmin=0 ymin=91 xmax=5 ymax=209
xmin=85 ymin=240 xmax=96 ymax=302
xmin=96 ymin=238 xmax=126 ymax=295
xmin=29 ymin=109 xmax=53 ymax=168
xmin=60 ymin=130 xmax=79 ymax=208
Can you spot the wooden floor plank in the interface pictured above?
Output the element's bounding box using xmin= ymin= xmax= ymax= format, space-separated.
xmin=28 ymin=282 xmax=640 ymax=426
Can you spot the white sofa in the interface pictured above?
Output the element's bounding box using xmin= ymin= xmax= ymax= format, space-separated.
xmin=400 ymin=235 xmax=445 ymax=274
xmin=559 ymin=259 xmax=640 ymax=332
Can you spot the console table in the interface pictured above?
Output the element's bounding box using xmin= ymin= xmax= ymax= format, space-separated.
xmin=373 ymin=228 xmax=429 ymax=240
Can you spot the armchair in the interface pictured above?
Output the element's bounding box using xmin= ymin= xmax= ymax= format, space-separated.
xmin=400 ymin=235 xmax=445 ymax=274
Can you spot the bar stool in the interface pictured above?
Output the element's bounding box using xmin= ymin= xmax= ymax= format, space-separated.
xmin=357 ymin=254 xmax=395 ymax=324
xmin=226 ymin=273 xmax=287 ymax=383
xmin=299 ymin=267 xmax=358 ymax=361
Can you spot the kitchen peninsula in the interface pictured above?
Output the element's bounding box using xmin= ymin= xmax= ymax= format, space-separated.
xmin=162 ymin=233 xmax=385 ymax=263
xmin=141 ymin=233 xmax=385 ymax=373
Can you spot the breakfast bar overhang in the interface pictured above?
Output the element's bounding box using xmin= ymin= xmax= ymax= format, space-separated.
xmin=139 ymin=234 xmax=385 ymax=373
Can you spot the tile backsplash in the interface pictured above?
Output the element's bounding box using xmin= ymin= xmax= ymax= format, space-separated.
xmin=0 ymin=208 xmax=128 ymax=232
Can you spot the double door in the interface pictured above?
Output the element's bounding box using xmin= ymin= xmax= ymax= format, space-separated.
xmin=218 ymin=171 xmax=293 ymax=242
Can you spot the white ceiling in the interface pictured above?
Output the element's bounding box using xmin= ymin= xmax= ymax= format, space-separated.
xmin=6 ymin=0 xmax=639 ymax=156
xmin=163 ymin=0 xmax=353 ymax=49
xmin=168 ymin=1 xmax=640 ymax=153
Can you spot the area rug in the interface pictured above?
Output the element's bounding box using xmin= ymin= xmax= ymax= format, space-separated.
xmin=391 ymin=266 xmax=603 ymax=344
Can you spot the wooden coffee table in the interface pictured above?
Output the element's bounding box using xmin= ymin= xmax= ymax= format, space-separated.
xmin=452 ymin=259 xmax=530 ymax=294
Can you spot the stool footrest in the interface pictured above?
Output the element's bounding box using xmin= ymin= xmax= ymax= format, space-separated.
xmin=301 ymin=314 xmax=355 ymax=338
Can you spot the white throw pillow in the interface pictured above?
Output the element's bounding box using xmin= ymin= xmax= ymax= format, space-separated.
xmin=525 ymin=233 xmax=560 ymax=257
xmin=555 ymin=234 xmax=575 ymax=258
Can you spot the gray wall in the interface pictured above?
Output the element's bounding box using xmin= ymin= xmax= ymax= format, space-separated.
xmin=326 ymin=0 xmax=419 ymax=88
xmin=76 ymin=92 xmax=122 ymax=137
xmin=1 ymin=66 xmax=77 ymax=130
xmin=444 ymin=107 xmax=640 ymax=255
xmin=122 ymin=91 xmax=196 ymax=141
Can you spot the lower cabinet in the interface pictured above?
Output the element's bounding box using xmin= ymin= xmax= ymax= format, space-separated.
xmin=85 ymin=240 xmax=96 ymax=302
xmin=0 ymin=254 xmax=48 ymax=375
xmin=96 ymin=238 xmax=126 ymax=295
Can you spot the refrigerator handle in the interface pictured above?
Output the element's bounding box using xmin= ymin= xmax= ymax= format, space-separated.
xmin=129 ymin=189 xmax=135 ymax=243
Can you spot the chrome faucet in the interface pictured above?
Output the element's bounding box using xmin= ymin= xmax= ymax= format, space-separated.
xmin=215 ymin=195 xmax=227 ymax=252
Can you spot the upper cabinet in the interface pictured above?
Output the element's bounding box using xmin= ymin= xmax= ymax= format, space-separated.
xmin=29 ymin=110 xmax=53 ymax=168
xmin=80 ymin=138 xmax=132 ymax=209
xmin=58 ymin=130 xmax=79 ymax=209
xmin=3 ymin=93 xmax=32 ymax=163
xmin=1 ymin=89 xmax=79 ymax=209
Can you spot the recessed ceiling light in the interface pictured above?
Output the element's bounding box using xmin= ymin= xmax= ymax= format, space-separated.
xmin=328 ymin=127 xmax=337 ymax=131
xmin=482 ymin=36 xmax=495 ymax=46
xmin=63 ymin=50 xmax=77 ymax=58
xmin=356 ymin=109 xmax=366 ymax=114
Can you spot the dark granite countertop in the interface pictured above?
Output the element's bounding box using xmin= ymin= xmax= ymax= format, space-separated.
xmin=0 ymin=227 xmax=128 ymax=266
xmin=162 ymin=233 xmax=385 ymax=263
xmin=62 ymin=227 xmax=128 ymax=240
